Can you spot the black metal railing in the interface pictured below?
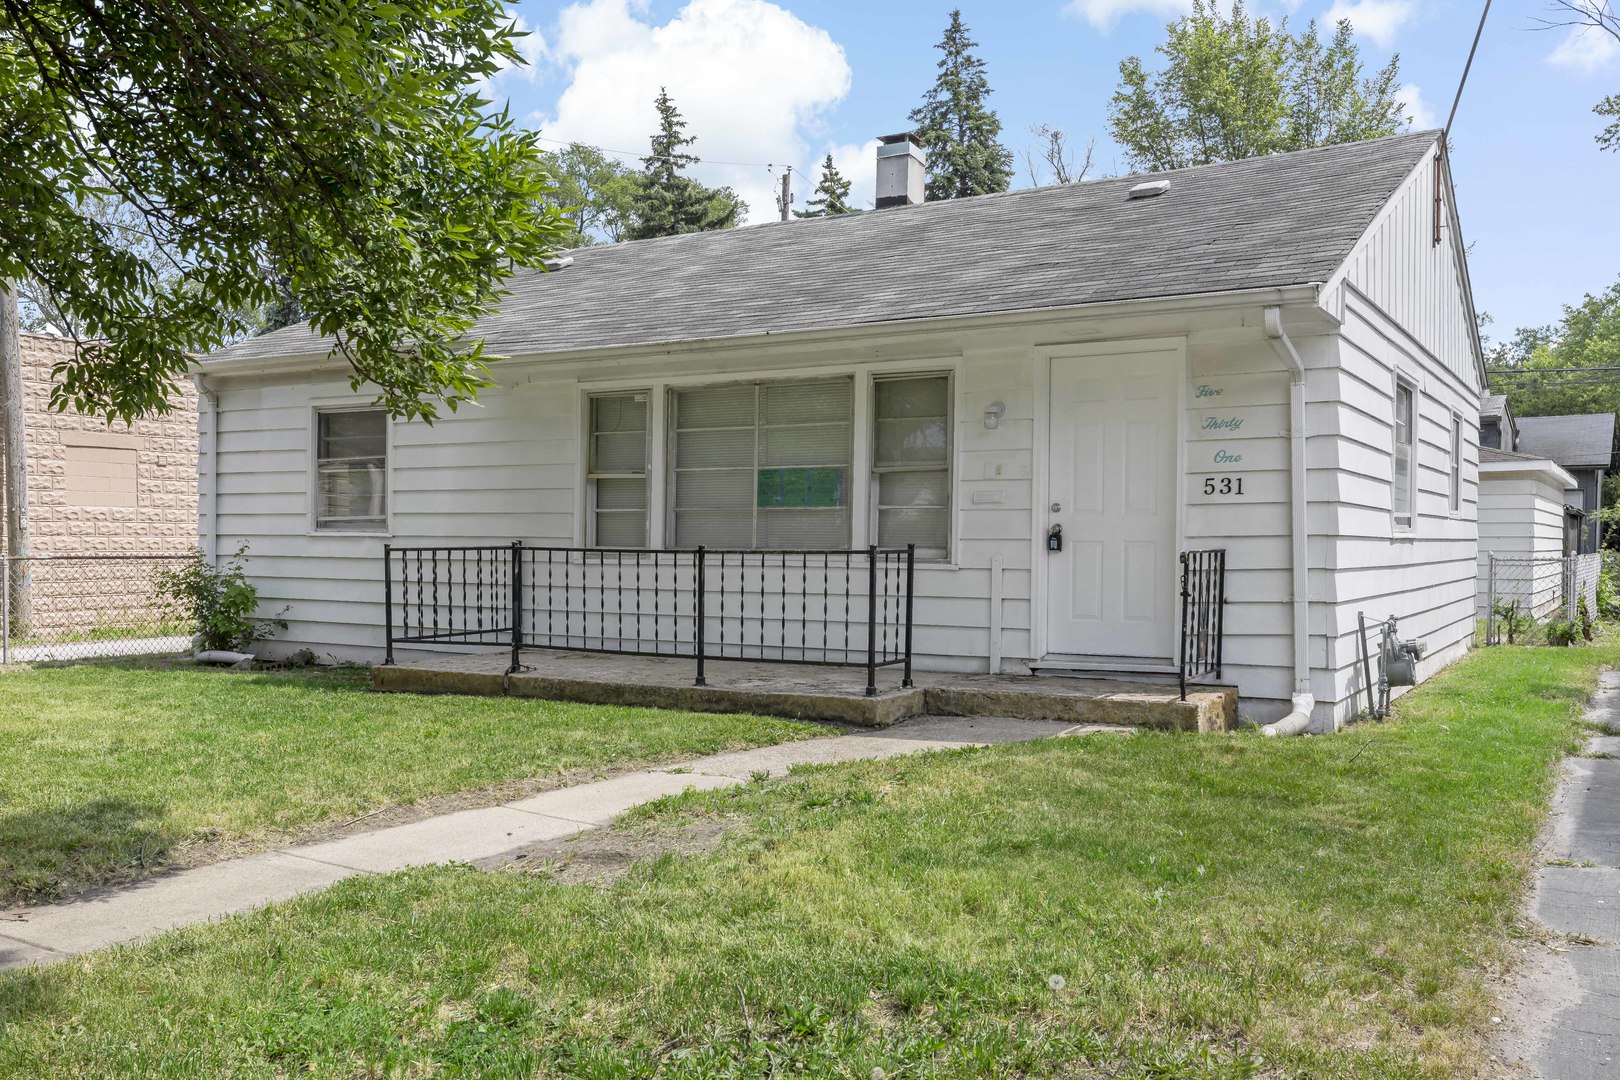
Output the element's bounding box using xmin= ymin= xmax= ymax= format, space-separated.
xmin=385 ymin=542 xmax=915 ymax=696
xmin=1178 ymin=548 xmax=1227 ymax=699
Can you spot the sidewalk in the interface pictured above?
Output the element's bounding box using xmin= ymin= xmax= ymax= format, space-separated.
xmin=0 ymin=715 xmax=1098 ymax=970
xmin=1506 ymin=671 xmax=1620 ymax=1077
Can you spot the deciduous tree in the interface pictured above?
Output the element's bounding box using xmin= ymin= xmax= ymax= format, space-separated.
xmin=1108 ymin=0 xmax=1408 ymax=173
xmin=0 ymin=0 xmax=570 ymax=422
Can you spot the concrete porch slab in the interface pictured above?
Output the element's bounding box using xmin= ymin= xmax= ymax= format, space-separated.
xmin=373 ymin=650 xmax=1237 ymax=732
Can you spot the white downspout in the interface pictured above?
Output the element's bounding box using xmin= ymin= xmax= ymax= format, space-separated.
xmin=193 ymin=373 xmax=219 ymax=564
xmin=1262 ymin=306 xmax=1316 ymax=736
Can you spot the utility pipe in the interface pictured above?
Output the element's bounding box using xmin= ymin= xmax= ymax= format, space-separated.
xmin=193 ymin=373 xmax=219 ymax=564
xmin=1262 ymin=306 xmax=1316 ymax=736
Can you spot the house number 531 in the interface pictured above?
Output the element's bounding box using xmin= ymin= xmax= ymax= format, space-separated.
xmin=1202 ymin=476 xmax=1245 ymax=496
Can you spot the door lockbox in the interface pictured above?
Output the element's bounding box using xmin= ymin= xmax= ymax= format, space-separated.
xmin=1047 ymin=524 xmax=1063 ymax=552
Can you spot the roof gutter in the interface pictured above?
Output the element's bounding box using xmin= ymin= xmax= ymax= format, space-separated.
xmin=1262 ymin=306 xmax=1316 ymax=737
xmin=195 ymin=283 xmax=1329 ymax=381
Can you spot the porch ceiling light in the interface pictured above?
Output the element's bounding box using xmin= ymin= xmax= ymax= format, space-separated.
xmin=983 ymin=401 xmax=1005 ymax=429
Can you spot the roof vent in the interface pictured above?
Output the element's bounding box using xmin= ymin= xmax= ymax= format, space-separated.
xmin=1128 ymin=179 xmax=1170 ymax=200
xmin=543 ymin=256 xmax=575 ymax=271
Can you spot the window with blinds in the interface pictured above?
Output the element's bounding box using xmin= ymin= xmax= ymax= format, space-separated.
xmin=316 ymin=409 xmax=387 ymax=531
xmin=671 ymin=378 xmax=852 ymax=549
xmin=873 ymin=375 xmax=951 ymax=558
xmin=589 ymin=393 xmax=649 ymax=547
xmin=1393 ymin=381 xmax=1416 ymax=531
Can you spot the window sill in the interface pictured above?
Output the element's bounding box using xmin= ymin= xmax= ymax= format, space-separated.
xmin=309 ymin=529 xmax=393 ymax=539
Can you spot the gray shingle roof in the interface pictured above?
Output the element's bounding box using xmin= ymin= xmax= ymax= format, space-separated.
xmin=1480 ymin=394 xmax=1507 ymax=418
xmin=1515 ymin=414 xmax=1619 ymax=469
xmin=211 ymin=130 xmax=1440 ymax=364
xmin=1480 ymin=446 xmax=1545 ymax=464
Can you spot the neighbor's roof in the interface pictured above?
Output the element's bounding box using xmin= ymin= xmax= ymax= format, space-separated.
xmin=1480 ymin=394 xmax=1508 ymax=418
xmin=1514 ymin=414 xmax=1619 ymax=469
xmin=1479 ymin=445 xmax=1579 ymax=488
xmin=211 ymin=130 xmax=1441 ymax=365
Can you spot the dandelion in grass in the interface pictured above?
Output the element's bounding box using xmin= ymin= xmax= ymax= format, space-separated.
xmin=1047 ymin=974 xmax=1066 ymax=991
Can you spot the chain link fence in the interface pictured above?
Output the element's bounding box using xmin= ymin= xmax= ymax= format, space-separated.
xmin=2 ymin=554 xmax=196 ymax=663
xmin=1482 ymin=552 xmax=1601 ymax=645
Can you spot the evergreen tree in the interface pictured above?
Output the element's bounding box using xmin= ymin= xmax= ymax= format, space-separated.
xmin=1109 ymin=1 xmax=1407 ymax=173
xmin=625 ymin=88 xmax=746 ymax=240
xmin=907 ymin=11 xmax=1014 ymax=201
xmin=794 ymin=155 xmax=855 ymax=217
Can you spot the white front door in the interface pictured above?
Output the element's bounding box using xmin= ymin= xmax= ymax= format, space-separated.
xmin=1046 ymin=345 xmax=1180 ymax=659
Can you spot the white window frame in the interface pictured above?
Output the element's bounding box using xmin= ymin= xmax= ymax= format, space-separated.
xmin=311 ymin=406 xmax=391 ymax=535
xmin=586 ymin=390 xmax=652 ymax=548
xmin=1448 ymin=410 xmax=1463 ymax=516
xmin=869 ymin=371 xmax=954 ymax=560
xmin=665 ymin=375 xmax=857 ymax=551
xmin=1392 ymin=376 xmax=1418 ymax=534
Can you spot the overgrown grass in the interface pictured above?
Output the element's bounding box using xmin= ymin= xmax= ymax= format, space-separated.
xmin=0 ymin=662 xmax=827 ymax=904
xmin=0 ymin=646 xmax=1603 ymax=1077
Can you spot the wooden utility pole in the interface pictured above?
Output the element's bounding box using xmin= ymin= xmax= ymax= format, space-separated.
xmin=777 ymin=169 xmax=792 ymax=222
xmin=0 ymin=280 xmax=30 ymax=638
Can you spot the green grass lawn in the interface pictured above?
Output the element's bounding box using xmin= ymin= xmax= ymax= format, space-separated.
xmin=0 ymin=646 xmax=1604 ymax=1078
xmin=0 ymin=663 xmax=827 ymax=905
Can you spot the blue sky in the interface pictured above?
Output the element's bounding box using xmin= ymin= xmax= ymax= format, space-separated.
xmin=489 ymin=0 xmax=1620 ymax=341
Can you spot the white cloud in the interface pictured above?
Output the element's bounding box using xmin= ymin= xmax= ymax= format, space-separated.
xmin=813 ymin=138 xmax=880 ymax=213
xmin=1396 ymin=82 xmax=1437 ymax=130
xmin=1547 ymin=22 xmax=1620 ymax=76
xmin=1062 ymin=0 xmax=1190 ymax=31
xmin=1322 ymin=0 xmax=1414 ymax=48
xmin=535 ymin=0 xmax=852 ymax=225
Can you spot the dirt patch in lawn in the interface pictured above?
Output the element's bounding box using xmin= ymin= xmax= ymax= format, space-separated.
xmin=476 ymin=817 xmax=737 ymax=887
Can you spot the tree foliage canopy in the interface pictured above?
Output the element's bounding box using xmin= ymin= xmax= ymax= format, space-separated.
xmin=1108 ymin=0 xmax=1408 ymax=173
xmin=623 ymin=88 xmax=746 ymax=240
xmin=1 ymin=0 xmax=571 ymax=422
xmin=1487 ymin=276 xmax=1620 ymax=419
xmin=543 ymin=143 xmax=641 ymax=246
xmin=908 ymin=10 xmax=1014 ymax=201
xmin=794 ymin=155 xmax=855 ymax=218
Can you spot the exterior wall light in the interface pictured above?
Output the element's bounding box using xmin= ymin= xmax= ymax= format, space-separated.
xmin=983 ymin=401 xmax=1005 ymax=429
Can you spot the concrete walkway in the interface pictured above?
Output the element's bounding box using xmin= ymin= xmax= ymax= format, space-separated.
xmin=1508 ymin=672 xmax=1620 ymax=1077
xmin=0 ymin=715 xmax=1095 ymax=970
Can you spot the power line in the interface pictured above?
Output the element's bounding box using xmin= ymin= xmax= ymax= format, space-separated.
xmin=534 ymin=135 xmax=795 ymax=172
xmin=1443 ymin=0 xmax=1493 ymax=140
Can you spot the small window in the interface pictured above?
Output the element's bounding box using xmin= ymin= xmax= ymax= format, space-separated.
xmin=1448 ymin=413 xmax=1463 ymax=514
xmin=872 ymin=375 xmax=951 ymax=558
xmin=316 ymin=409 xmax=387 ymax=531
xmin=589 ymin=393 xmax=649 ymax=547
xmin=1392 ymin=382 xmax=1416 ymax=532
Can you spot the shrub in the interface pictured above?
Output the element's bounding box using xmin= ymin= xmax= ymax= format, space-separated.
xmin=156 ymin=545 xmax=288 ymax=653
xmin=1600 ymin=556 xmax=1620 ymax=621
xmin=1545 ymin=619 xmax=1581 ymax=648
xmin=1491 ymin=599 xmax=1535 ymax=644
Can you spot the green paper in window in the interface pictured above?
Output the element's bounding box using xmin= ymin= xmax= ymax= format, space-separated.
xmin=757 ymin=468 xmax=845 ymax=509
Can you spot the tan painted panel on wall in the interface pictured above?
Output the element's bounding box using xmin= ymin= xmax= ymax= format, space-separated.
xmin=62 ymin=443 xmax=140 ymax=507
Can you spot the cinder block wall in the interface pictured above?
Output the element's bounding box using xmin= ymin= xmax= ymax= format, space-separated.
xmin=0 ymin=333 xmax=199 ymax=555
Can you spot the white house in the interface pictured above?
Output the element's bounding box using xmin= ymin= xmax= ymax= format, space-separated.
xmin=200 ymin=129 xmax=1484 ymax=731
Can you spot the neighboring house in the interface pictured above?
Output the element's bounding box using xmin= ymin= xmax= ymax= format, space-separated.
xmin=1475 ymin=445 xmax=1579 ymax=617
xmin=1514 ymin=413 xmax=1618 ymax=553
xmin=1479 ymin=393 xmax=1519 ymax=452
xmin=201 ymin=130 xmax=1483 ymax=731
xmin=1 ymin=333 xmax=199 ymax=556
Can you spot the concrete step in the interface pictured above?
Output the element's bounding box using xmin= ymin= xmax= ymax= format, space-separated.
xmin=375 ymin=651 xmax=1238 ymax=733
